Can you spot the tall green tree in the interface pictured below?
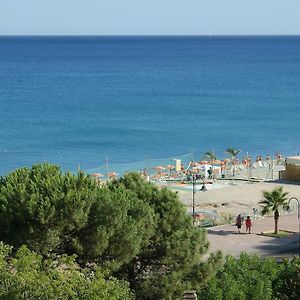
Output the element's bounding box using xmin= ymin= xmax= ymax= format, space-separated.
xmin=79 ymin=184 xmax=156 ymax=270
xmin=0 ymin=163 xmax=97 ymax=254
xmin=259 ymin=186 xmax=289 ymax=234
xmin=111 ymin=173 xmax=222 ymax=299
xmin=0 ymin=163 xmax=155 ymax=269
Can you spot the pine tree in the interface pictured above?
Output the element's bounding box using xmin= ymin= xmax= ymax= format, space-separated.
xmin=112 ymin=173 xmax=222 ymax=299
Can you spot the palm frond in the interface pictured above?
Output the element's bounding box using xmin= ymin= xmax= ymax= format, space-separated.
xmin=259 ymin=186 xmax=289 ymax=218
xmin=205 ymin=151 xmax=216 ymax=161
xmin=261 ymin=206 xmax=270 ymax=215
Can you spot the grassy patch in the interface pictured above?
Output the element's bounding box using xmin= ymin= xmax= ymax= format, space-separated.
xmin=259 ymin=230 xmax=295 ymax=238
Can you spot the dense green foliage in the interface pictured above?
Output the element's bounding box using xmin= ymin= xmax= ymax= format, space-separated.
xmin=0 ymin=242 xmax=134 ymax=300
xmin=259 ymin=186 xmax=289 ymax=234
xmin=0 ymin=164 xmax=97 ymax=254
xmin=200 ymin=253 xmax=300 ymax=300
xmin=0 ymin=163 xmax=222 ymax=299
xmin=110 ymin=173 xmax=222 ymax=299
xmin=274 ymin=256 xmax=300 ymax=299
xmin=0 ymin=164 xmax=155 ymax=269
xmin=2 ymin=164 xmax=298 ymax=299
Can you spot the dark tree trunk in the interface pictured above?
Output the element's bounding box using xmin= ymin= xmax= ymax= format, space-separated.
xmin=274 ymin=209 xmax=279 ymax=234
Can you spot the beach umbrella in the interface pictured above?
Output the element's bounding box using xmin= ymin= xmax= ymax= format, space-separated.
xmin=153 ymin=166 xmax=165 ymax=171
xmin=153 ymin=166 xmax=165 ymax=178
xmin=166 ymin=164 xmax=175 ymax=170
xmin=198 ymin=160 xmax=209 ymax=165
xmin=91 ymin=173 xmax=104 ymax=178
xmin=108 ymin=172 xmax=118 ymax=178
xmin=213 ymin=159 xmax=222 ymax=165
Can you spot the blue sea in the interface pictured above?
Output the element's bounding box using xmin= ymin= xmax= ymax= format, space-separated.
xmin=1 ymin=36 xmax=300 ymax=175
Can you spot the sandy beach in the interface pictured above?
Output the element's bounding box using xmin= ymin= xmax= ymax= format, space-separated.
xmin=171 ymin=164 xmax=300 ymax=218
xmin=177 ymin=181 xmax=300 ymax=216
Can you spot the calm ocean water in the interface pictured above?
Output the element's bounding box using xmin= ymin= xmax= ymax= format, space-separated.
xmin=0 ymin=36 xmax=300 ymax=175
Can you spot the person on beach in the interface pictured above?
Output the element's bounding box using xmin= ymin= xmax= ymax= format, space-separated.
xmin=236 ymin=214 xmax=242 ymax=234
xmin=245 ymin=216 xmax=252 ymax=234
xmin=207 ymin=167 xmax=213 ymax=179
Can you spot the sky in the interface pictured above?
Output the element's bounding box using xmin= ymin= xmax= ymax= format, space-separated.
xmin=0 ymin=0 xmax=300 ymax=35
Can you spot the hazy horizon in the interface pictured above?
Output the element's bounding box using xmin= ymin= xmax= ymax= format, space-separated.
xmin=1 ymin=0 xmax=299 ymax=36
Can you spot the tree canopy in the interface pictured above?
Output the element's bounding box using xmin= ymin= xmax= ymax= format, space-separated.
xmin=0 ymin=163 xmax=222 ymax=299
xmin=110 ymin=173 xmax=222 ymax=299
xmin=200 ymin=253 xmax=300 ymax=300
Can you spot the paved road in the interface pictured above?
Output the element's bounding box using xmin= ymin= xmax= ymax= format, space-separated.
xmin=206 ymin=214 xmax=300 ymax=259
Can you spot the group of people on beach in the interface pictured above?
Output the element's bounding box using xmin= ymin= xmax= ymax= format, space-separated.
xmin=240 ymin=152 xmax=284 ymax=167
xmin=236 ymin=214 xmax=252 ymax=234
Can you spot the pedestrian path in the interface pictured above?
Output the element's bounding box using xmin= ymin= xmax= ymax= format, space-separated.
xmin=206 ymin=214 xmax=299 ymax=259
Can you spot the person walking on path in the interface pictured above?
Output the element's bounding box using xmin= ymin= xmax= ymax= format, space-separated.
xmin=236 ymin=214 xmax=242 ymax=234
xmin=245 ymin=216 xmax=252 ymax=234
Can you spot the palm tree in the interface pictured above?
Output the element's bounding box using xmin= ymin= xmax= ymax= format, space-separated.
xmin=205 ymin=151 xmax=216 ymax=162
xmin=225 ymin=148 xmax=240 ymax=177
xmin=225 ymin=147 xmax=240 ymax=159
xmin=259 ymin=186 xmax=289 ymax=234
xmin=205 ymin=151 xmax=216 ymax=179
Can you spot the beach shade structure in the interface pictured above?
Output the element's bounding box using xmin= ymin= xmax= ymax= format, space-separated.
xmin=198 ymin=160 xmax=209 ymax=165
xmin=153 ymin=166 xmax=166 ymax=172
xmin=166 ymin=164 xmax=175 ymax=171
xmin=91 ymin=173 xmax=104 ymax=184
xmin=91 ymin=173 xmax=104 ymax=178
xmin=107 ymin=172 xmax=118 ymax=178
xmin=152 ymin=166 xmax=166 ymax=178
xmin=213 ymin=159 xmax=222 ymax=165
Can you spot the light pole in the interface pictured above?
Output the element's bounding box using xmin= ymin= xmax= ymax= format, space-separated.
xmin=288 ymin=197 xmax=300 ymax=257
xmin=192 ymin=172 xmax=207 ymax=225
xmin=192 ymin=173 xmax=196 ymax=223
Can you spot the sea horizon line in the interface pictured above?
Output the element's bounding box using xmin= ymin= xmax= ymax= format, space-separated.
xmin=0 ymin=34 xmax=300 ymax=38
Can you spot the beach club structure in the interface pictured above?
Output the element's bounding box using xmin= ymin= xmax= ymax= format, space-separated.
xmin=279 ymin=156 xmax=300 ymax=181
